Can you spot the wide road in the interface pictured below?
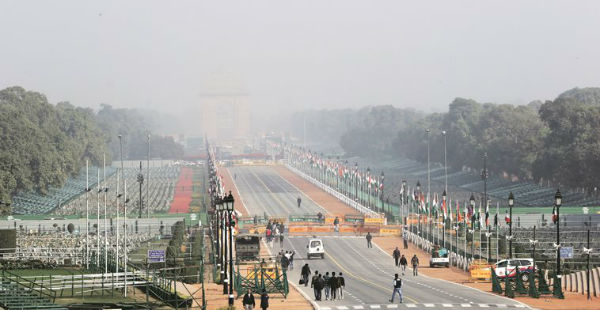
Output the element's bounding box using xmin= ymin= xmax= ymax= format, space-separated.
xmin=229 ymin=165 xmax=328 ymax=216
xmin=230 ymin=165 xmax=528 ymax=310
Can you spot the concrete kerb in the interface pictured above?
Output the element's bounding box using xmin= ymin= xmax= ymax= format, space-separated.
xmin=371 ymin=239 xmax=534 ymax=309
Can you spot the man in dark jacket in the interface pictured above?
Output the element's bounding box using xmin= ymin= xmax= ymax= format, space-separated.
xmin=329 ymin=272 xmax=339 ymax=300
xmin=366 ymin=232 xmax=373 ymax=248
xmin=301 ymin=264 xmax=311 ymax=286
xmin=337 ymin=272 xmax=345 ymax=300
xmin=280 ymin=254 xmax=289 ymax=271
xmin=411 ymin=254 xmax=419 ymax=276
xmin=310 ymin=271 xmax=321 ymax=300
xmin=260 ymin=290 xmax=269 ymax=310
xmin=242 ymin=289 xmax=255 ymax=310
xmin=389 ymin=273 xmax=403 ymax=303
xmin=399 ymin=254 xmax=408 ymax=275
xmin=393 ymin=247 xmax=401 ymax=267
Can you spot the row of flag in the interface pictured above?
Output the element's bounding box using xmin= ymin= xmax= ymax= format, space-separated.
xmin=286 ymin=144 xmax=561 ymax=229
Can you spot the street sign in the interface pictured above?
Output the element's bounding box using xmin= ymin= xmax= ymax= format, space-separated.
xmin=148 ymin=249 xmax=165 ymax=263
xmin=560 ymin=246 xmax=573 ymax=259
xmin=190 ymin=213 xmax=197 ymax=221
xmin=582 ymin=207 xmax=589 ymax=214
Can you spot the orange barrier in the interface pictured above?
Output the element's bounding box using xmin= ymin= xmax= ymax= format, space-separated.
xmin=339 ymin=226 xmax=356 ymax=233
xmin=365 ymin=218 xmax=384 ymax=224
xmin=289 ymin=226 xmax=308 ymax=233
xmin=380 ymin=228 xmax=400 ymax=235
xmin=309 ymin=226 xmax=333 ymax=233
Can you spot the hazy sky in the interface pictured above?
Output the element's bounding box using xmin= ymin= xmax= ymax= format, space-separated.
xmin=1 ymin=1 xmax=600 ymax=133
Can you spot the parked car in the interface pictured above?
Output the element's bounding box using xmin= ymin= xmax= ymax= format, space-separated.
xmin=429 ymin=247 xmax=449 ymax=268
xmin=494 ymin=258 xmax=535 ymax=282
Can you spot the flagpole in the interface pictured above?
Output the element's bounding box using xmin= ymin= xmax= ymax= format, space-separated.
xmin=496 ymin=202 xmax=499 ymax=262
xmin=97 ymin=167 xmax=100 ymax=267
xmin=86 ymin=160 xmax=89 ymax=270
xmin=103 ymin=153 xmax=108 ymax=274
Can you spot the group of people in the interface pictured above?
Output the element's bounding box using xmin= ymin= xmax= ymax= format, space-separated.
xmin=300 ymin=263 xmax=346 ymax=301
xmin=264 ymin=220 xmax=285 ymax=248
xmin=392 ymin=246 xmax=420 ymax=276
xmin=278 ymin=250 xmax=295 ymax=270
xmin=242 ymin=289 xmax=269 ymax=310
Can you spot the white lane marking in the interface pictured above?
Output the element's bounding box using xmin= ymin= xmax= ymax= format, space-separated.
xmin=442 ymin=304 xmax=453 ymax=308
xmin=460 ymin=304 xmax=471 ymax=307
xmin=423 ymin=304 xmax=435 ymax=308
xmin=405 ymin=304 xmax=417 ymax=308
xmin=370 ymin=306 xmax=381 ymax=309
xmin=386 ymin=305 xmax=399 ymax=308
xmin=320 ymin=308 xmax=331 ymax=310
xmin=515 ymin=305 xmax=526 ymax=308
xmin=478 ymin=304 xmax=489 ymax=308
xmin=353 ymin=306 xmax=364 ymax=310
xmin=497 ymin=305 xmax=507 ymax=308
xmin=337 ymin=307 xmax=349 ymax=310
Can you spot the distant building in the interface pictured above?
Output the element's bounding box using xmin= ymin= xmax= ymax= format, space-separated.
xmin=198 ymin=71 xmax=251 ymax=141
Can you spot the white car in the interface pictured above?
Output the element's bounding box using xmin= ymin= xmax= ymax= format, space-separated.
xmin=429 ymin=248 xmax=449 ymax=268
xmin=494 ymin=258 xmax=535 ymax=282
xmin=306 ymin=238 xmax=324 ymax=259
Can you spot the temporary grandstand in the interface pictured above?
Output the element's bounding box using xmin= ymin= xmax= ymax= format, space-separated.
xmin=345 ymin=156 xmax=600 ymax=207
xmin=11 ymin=164 xmax=182 ymax=216
xmin=11 ymin=167 xmax=117 ymax=215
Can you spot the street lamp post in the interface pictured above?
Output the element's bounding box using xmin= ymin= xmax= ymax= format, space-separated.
xmin=470 ymin=194 xmax=476 ymax=261
xmin=442 ymin=130 xmax=447 ymax=192
xmin=417 ymin=181 xmax=422 ymax=234
xmin=508 ymin=192 xmax=514 ymax=258
xmin=442 ymin=190 xmax=447 ymax=249
xmin=555 ymin=189 xmax=562 ymax=279
xmin=402 ymin=179 xmax=407 ymax=227
xmin=223 ymin=191 xmax=235 ymax=306
xmin=380 ymin=171 xmax=385 ymax=215
xmin=354 ymin=163 xmax=358 ymax=202
xmin=426 ymin=129 xmax=431 ymax=242
xmin=367 ymin=167 xmax=371 ymax=209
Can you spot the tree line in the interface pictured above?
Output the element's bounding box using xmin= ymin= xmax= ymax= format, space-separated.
xmin=291 ymin=87 xmax=600 ymax=191
xmin=0 ymin=86 xmax=184 ymax=209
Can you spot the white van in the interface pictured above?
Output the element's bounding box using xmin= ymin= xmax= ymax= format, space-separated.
xmin=494 ymin=258 xmax=535 ymax=282
xmin=306 ymin=238 xmax=324 ymax=259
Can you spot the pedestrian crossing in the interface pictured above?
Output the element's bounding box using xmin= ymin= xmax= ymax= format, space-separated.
xmin=318 ymin=303 xmax=527 ymax=310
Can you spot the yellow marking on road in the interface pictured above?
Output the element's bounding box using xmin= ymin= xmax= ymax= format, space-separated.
xmin=325 ymin=249 xmax=419 ymax=304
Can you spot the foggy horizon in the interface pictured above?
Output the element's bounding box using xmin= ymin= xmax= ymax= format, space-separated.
xmin=2 ymin=0 xmax=600 ymax=134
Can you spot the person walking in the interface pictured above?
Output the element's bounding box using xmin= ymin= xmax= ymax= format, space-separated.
xmin=316 ymin=274 xmax=325 ymax=301
xmin=399 ymin=254 xmax=408 ymax=275
xmin=411 ymin=254 xmax=419 ymax=276
xmin=329 ymin=272 xmax=339 ymax=300
xmin=280 ymin=253 xmax=289 ymax=272
xmin=323 ymin=272 xmax=331 ymax=300
xmin=301 ymin=264 xmax=311 ymax=286
xmin=243 ymin=289 xmax=256 ymax=310
xmin=311 ymin=271 xmax=321 ymax=300
xmin=260 ymin=290 xmax=269 ymax=310
xmin=279 ymin=234 xmax=284 ymax=248
xmin=389 ymin=273 xmax=403 ymax=303
xmin=402 ymin=230 xmax=409 ymax=249
xmin=393 ymin=247 xmax=401 ymax=267
xmin=366 ymin=232 xmax=373 ymax=248
xmin=297 ymin=197 xmax=302 ymax=208
xmin=337 ymin=272 xmax=345 ymax=300
xmin=288 ymin=251 xmax=295 ymax=270
xmin=333 ymin=217 xmax=340 ymax=232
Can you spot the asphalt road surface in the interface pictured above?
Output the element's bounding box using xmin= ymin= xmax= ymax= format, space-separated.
xmin=231 ymin=165 xmax=528 ymax=310
xmin=228 ymin=165 xmax=329 ymax=216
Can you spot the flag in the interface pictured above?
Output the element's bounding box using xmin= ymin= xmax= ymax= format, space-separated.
xmin=505 ymin=209 xmax=511 ymax=224
xmin=442 ymin=197 xmax=447 ymax=220
xmin=552 ymin=205 xmax=558 ymax=223
xmin=449 ymin=199 xmax=453 ymax=221
xmin=456 ymin=201 xmax=462 ymax=222
xmin=485 ymin=201 xmax=490 ymax=227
